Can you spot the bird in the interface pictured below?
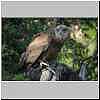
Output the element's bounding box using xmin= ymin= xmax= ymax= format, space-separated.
xmin=19 ymin=25 xmax=71 ymax=78
xmin=19 ymin=24 xmax=88 ymax=81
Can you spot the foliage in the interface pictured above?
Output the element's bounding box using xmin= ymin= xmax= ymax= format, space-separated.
xmin=2 ymin=18 xmax=98 ymax=81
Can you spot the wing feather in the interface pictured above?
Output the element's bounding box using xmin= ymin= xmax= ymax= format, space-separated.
xmin=20 ymin=33 xmax=49 ymax=67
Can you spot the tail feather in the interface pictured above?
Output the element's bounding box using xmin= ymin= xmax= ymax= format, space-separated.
xmin=19 ymin=52 xmax=26 ymax=67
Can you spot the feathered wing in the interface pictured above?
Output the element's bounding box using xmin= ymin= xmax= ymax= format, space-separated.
xmin=19 ymin=33 xmax=49 ymax=68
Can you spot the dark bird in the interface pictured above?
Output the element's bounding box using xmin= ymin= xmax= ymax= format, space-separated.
xmin=19 ymin=24 xmax=87 ymax=81
xmin=19 ymin=25 xmax=71 ymax=71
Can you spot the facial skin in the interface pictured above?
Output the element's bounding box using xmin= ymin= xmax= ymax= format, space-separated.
xmin=54 ymin=25 xmax=71 ymax=41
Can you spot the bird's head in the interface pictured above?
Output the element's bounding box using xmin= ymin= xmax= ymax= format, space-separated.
xmin=54 ymin=25 xmax=71 ymax=41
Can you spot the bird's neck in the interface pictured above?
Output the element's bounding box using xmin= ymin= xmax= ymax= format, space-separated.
xmin=50 ymin=36 xmax=64 ymax=45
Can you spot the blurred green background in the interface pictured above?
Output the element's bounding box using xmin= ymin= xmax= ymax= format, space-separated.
xmin=2 ymin=18 xmax=98 ymax=81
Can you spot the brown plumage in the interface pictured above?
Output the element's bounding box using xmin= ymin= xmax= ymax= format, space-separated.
xmin=19 ymin=32 xmax=50 ymax=69
xmin=19 ymin=25 xmax=71 ymax=71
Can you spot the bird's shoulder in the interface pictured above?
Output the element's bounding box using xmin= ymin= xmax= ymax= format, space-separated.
xmin=27 ymin=32 xmax=50 ymax=51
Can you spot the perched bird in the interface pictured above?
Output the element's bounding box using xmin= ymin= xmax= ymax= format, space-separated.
xmin=19 ymin=24 xmax=87 ymax=81
xmin=19 ymin=25 xmax=71 ymax=76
